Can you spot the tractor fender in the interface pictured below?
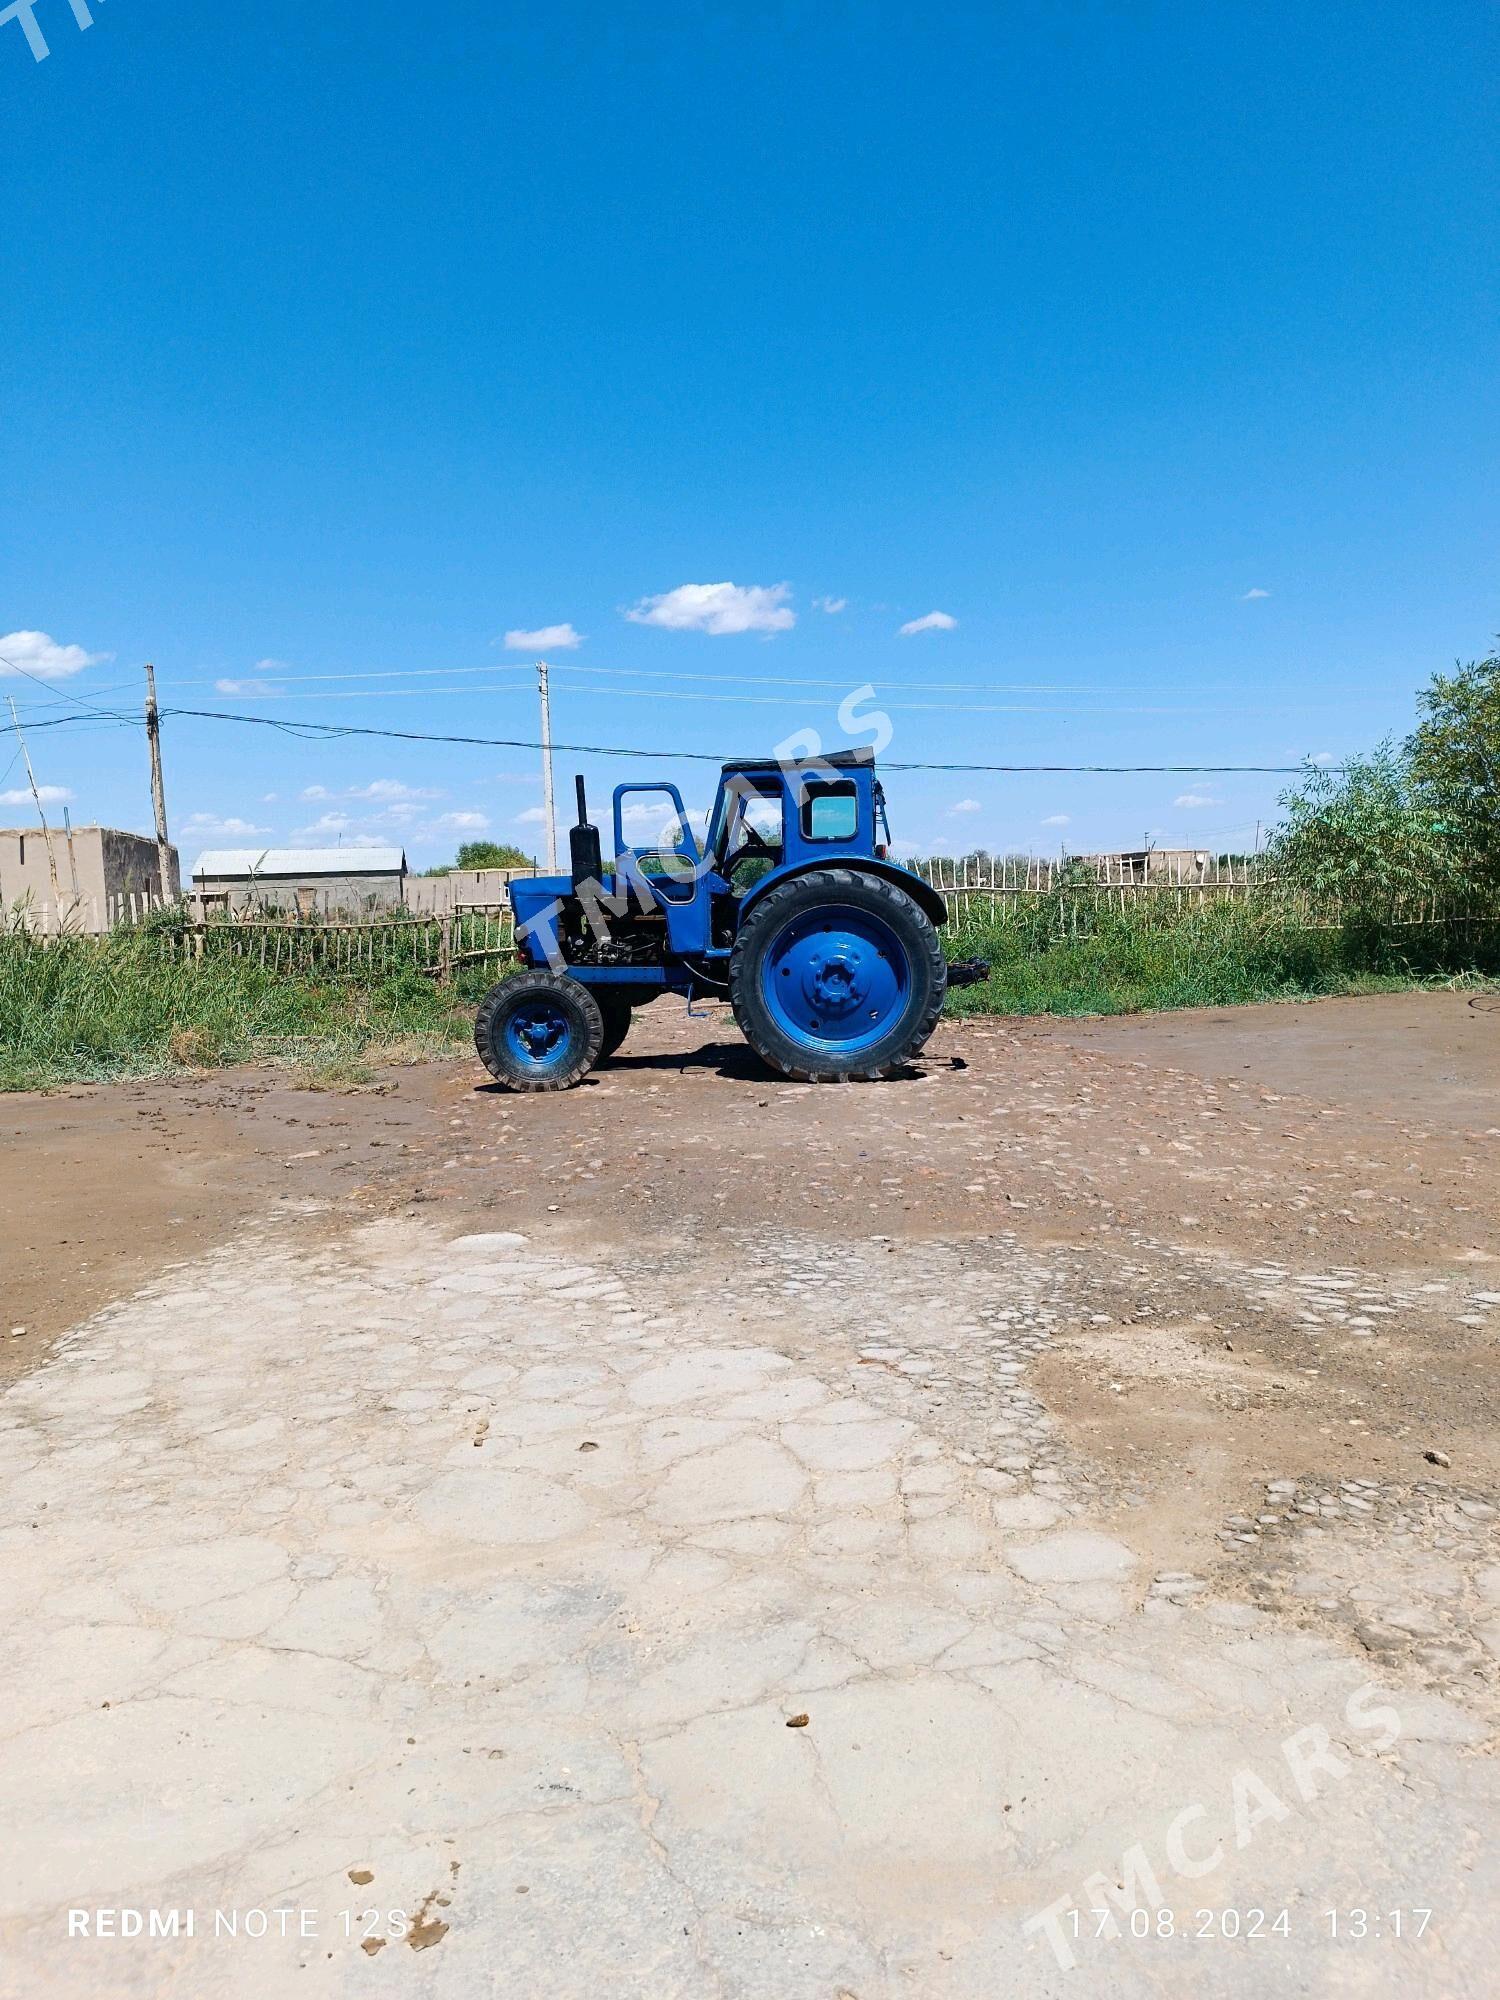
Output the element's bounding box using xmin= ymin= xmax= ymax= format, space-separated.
xmin=737 ymin=857 xmax=948 ymax=929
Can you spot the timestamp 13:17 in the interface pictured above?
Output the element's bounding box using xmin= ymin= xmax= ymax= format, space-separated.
xmin=1325 ymin=1909 xmax=1433 ymax=1939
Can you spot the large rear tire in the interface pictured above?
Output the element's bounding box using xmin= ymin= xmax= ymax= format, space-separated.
xmin=728 ymin=868 xmax=947 ymax=1082
xmin=474 ymin=970 xmax=604 ymax=1091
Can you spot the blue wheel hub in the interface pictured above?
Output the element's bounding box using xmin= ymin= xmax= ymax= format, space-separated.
xmin=503 ymin=997 xmax=574 ymax=1073
xmin=761 ymin=903 xmax=910 ymax=1054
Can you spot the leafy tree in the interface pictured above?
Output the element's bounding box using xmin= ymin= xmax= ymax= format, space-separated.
xmin=1056 ymin=855 xmax=1100 ymax=891
xmin=425 ymin=840 xmax=536 ymax=876
xmin=1408 ymin=650 xmax=1500 ymax=891
xmin=1271 ymin=743 xmax=1455 ymax=916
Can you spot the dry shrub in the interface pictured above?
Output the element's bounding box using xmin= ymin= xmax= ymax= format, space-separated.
xmin=167 ymin=1025 xmax=221 ymax=1069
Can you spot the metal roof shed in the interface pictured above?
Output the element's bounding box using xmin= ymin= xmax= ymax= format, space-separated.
xmin=191 ymin=846 xmax=409 ymax=915
xmin=192 ymin=847 xmax=407 ymax=878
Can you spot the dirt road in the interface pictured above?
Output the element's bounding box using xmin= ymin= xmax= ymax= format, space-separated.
xmin=2 ymin=991 xmax=1497 ymax=1995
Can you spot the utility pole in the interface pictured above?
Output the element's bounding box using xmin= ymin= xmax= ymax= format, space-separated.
xmin=537 ymin=658 xmax=558 ymax=872
xmin=143 ymin=663 xmax=176 ymax=902
xmin=6 ymin=695 xmax=62 ymax=902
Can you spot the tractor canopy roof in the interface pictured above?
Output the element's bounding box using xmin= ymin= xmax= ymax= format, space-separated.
xmin=719 ymin=746 xmax=875 ymax=777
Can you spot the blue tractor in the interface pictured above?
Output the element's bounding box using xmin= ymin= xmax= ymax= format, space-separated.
xmin=474 ymin=747 xmax=985 ymax=1090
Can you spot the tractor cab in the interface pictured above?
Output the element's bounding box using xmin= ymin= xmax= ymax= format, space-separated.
xmin=488 ymin=747 xmax=984 ymax=1091
xmin=706 ymin=750 xmax=896 ymax=889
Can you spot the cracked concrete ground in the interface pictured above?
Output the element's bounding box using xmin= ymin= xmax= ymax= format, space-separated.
xmin=1 ymin=991 xmax=1498 ymax=1996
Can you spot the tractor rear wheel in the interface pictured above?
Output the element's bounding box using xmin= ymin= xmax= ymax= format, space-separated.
xmin=728 ymin=868 xmax=947 ymax=1082
xmin=474 ymin=970 xmax=604 ymax=1091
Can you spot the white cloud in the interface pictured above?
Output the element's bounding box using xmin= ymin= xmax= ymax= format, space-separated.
xmin=813 ymin=595 xmax=848 ymax=614
xmin=1174 ymin=792 xmax=1221 ymax=809
xmin=182 ymin=811 xmax=270 ymax=837
xmin=514 ymin=805 xmax=551 ymax=826
xmin=618 ymin=800 xmax=696 ymax=840
xmin=504 ymin=622 xmax=584 ymax=652
xmin=1310 ymin=750 xmax=1335 ymax=766
xmin=1040 ymin=813 xmax=1070 ymax=827
xmin=1 ymin=783 xmax=73 ymax=805
xmin=0 ymin=630 xmax=111 ymax=681
xmin=292 ymin=801 xmax=483 ymax=847
xmin=898 ymin=610 xmax=958 ymax=637
xmin=947 ymin=798 xmax=981 ymax=816
xmin=625 ymin=582 xmax=795 ymax=636
xmin=215 ymin=658 xmax=290 ymax=695
xmin=301 ymin=779 xmax=439 ymax=806
xmin=1239 ymin=587 xmax=1271 ymax=601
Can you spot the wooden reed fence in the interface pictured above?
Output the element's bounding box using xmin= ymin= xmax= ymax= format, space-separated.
xmin=8 ymin=875 xmax=1493 ymax=978
xmin=2 ymin=893 xmax=518 ymax=979
xmin=914 ymin=854 xmax=1268 ymax=890
xmin=1 ymin=889 xmax=175 ymax=936
xmin=907 ymin=854 xmax=1277 ymax=924
xmin=913 ymin=851 xmax=1265 ymax=895
xmin=146 ymin=905 xmax=518 ymax=980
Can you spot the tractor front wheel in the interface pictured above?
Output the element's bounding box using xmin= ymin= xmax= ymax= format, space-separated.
xmin=728 ymin=868 xmax=947 ymax=1082
xmin=474 ymin=970 xmax=604 ymax=1091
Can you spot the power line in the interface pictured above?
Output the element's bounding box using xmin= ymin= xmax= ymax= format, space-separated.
xmin=152 ymin=656 xmax=1407 ymax=700
xmin=0 ymin=653 xmax=136 ymax=720
xmin=4 ymin=679 xmax=142 ymax=717
xmin=154 ymin=704 xmax=1311 ymax=773
xmin=542 ymin=661 xmax=1124 ymax=693
xmin=140 ymin=678 xmax=1246 ymax=718
xmin=158 ymin=660 xmax=1133 ymax=695
xmin=17 ymin=713 xmax=141 ymax=734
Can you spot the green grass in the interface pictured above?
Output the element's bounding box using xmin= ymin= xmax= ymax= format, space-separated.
xmin=0 ymin=931 xmax=488 ymax=1090
xmin=940 ymin=895 xmax=1500 ymax=1019
xmin=5 ymin=897 xmax=1496 ymax=1089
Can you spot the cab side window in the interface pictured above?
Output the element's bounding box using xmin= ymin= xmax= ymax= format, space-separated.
xmin=801 ymin=781 xmax=859 ymax=842
xmin=723 ymin=792 xmax=783 ymax=884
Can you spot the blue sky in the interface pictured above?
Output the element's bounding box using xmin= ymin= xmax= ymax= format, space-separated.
xmin=3 ymin=1 xmax=1496 ymax=868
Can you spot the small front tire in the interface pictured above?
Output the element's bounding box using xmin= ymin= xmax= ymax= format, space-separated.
xmin=474 ymin=971 xmax=604 ymax=1091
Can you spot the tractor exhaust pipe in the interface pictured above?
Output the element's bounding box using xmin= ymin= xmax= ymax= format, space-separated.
xmin=570 ymin=772 xmax=603 ymax=894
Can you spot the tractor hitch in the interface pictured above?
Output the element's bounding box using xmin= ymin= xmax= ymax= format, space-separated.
xmin=946 ymin=958 xmax=991 ymax=988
